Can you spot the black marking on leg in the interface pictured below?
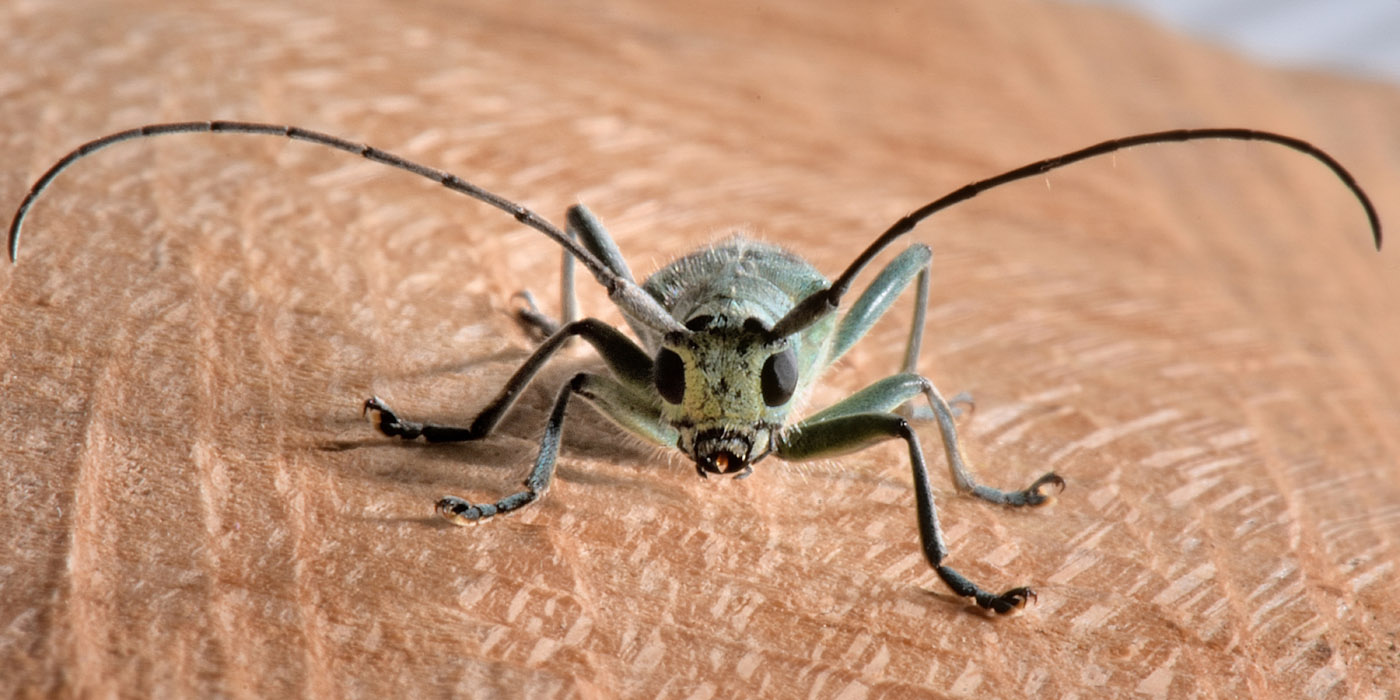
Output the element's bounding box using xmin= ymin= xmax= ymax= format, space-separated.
xmin=420 ymin=425 xmax=478 ymax=442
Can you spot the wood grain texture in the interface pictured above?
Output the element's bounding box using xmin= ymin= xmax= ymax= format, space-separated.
xmin=2 ymin=0 xmax=1398 ymax=697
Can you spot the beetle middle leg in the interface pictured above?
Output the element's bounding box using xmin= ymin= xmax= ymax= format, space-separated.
xmin=366 ymin=316 xmax=653 ymax=439
xmin=365 ymin=315 xmax=668 ymax=521
xmin=802 ymin=374 xmax=1063 ymax=506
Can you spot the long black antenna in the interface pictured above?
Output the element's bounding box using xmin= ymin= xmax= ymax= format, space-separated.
xmin=771 ymin=128 xmax=1383 ymax=338
xmin=6 ymin=120 xmax=687 ymax=335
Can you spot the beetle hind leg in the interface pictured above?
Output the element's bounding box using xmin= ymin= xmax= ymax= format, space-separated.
xmin=512 ymin=290 xmax=563 ymax=340
xmin=905 ymin=389 xmax=975 ymax=421
xmin=512 ymin=204 xmax=637 ymax=342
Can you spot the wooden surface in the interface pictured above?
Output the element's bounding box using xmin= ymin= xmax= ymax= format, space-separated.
xmin=2 ymin=0 xmax=1398 ymax=697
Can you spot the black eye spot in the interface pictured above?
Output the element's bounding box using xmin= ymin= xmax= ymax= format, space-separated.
xmin=654 ymin=348 xmax=686 ymax=404
xmin=761 ymin=347 xmax=798 ymax=407
xmin=684 ymin=315 xmax=713 ymax=331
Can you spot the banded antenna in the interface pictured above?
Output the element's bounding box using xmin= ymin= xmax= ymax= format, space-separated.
xmin=770 ymin=128 xmax=1381 ymax=338
xmin=6 ymin=121 xmax=688 ymax=336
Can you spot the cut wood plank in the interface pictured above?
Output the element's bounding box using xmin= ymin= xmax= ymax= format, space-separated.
xmin=2 ymin=0 xmax=1397 ymax=696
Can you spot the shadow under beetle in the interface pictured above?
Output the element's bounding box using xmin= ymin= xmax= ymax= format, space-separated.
xmin=8 ymin=122 xmax=1382 ymax=613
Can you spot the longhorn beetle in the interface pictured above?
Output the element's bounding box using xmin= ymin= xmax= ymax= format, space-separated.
xmin=8 ymin=123 xmax=1382 ymax=614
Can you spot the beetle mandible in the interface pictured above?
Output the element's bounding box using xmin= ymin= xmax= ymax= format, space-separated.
xmin=7 ymin=123 xmax=1382 ymax=614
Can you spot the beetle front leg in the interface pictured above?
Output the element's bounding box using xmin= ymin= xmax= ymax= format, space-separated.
xmin=364 ymin=316 xmax=653 ymax=443
xmin=432 ymin=375 xmax=579 ymax=523
xmin=775 ymin=412 xmax=1035 ymax=613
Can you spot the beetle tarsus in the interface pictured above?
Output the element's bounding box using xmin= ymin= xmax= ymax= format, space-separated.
xmin=981 ymin=586 xmax=1036 ymax=614
xmin=1019 ymin=472 xmax=1066 ymax=506
xmin=437 ymin=496 xmax=494 ymax=525
xmin=511 ymin=290 xmax=560 ymax=340
xmin=363 ymin=396 xmax=477 ymax=442
xmin=936 ymin=564 xmax=1037 ymax=615
xmin=363 ymin=396 xmax=424 ymax=439
xmin=967 ymin=471 xmax=1065 ymax=507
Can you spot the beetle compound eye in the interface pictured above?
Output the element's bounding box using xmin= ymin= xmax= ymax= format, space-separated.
xmin=654 ymin=348 xmax=686 ymax=404
xmin=761 ymin=347 xmax=798 ymax=407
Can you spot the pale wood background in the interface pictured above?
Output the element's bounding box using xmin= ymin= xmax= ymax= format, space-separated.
xmin=2 ymin=0 xmax=1398 ymax=697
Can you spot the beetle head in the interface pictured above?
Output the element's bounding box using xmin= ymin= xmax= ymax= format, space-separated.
xmin=653 ymin=315 xmax=798 ymax=477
